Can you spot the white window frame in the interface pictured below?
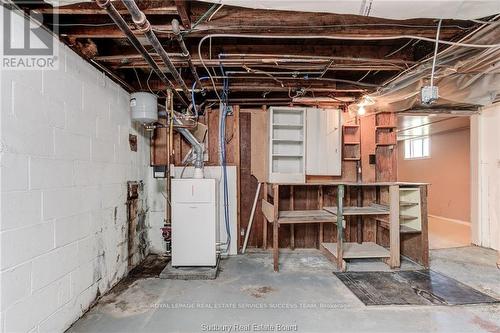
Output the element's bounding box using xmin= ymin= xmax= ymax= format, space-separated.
xmin=404 ymin=136 xmax=430 ymax=160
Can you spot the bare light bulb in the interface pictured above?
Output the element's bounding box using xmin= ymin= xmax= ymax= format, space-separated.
xmin=357 ymin=105 xmax=366 ymax=115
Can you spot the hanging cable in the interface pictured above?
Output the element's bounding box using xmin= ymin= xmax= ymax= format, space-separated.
xmin=430 ymin=19 xmax=443 ymax=87
xmin=217 ymin=55 xmax=231 ymax=253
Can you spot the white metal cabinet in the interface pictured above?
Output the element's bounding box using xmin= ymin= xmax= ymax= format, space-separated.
xmin=306 ymin=108 xmax=342 ymax=175
xmin=171 ymin=178 xmax=219 ymax=266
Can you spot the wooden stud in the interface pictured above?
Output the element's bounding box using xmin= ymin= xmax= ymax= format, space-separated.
xmin=290 ymin=186 xmax=295 ymax=250
xmin=388 ymin=185 xmax=400 ymax=268
xmin=336 ymin=185 xmax=345 ymax=271
xmin=420 ymin=185 xmax=430 ymax=267
xmin=318 ymin=185 xmax=324 ymax=247
xmin=273 ymin=184 xmax=280 ymax=272
xmin=263 ymin=183 xmax=268 ymax=250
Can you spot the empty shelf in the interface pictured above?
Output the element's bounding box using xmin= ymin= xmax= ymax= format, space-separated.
xmin=376 ymin=219 xmax=421 ymax=234
xmin=277 ymin=210 xmax=337 ymax=224
xmin=400 ymin=201 xmax=419 ymax=207
xmin=323 ymin=204 xmax=390 ymax=216
xmin=272 ymin=124 xmax=303 ymax=129
xmin=321 ymin=242 xmax=390 ymax=259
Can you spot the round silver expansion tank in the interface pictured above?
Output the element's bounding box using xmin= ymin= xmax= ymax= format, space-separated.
xmin=130 ymin=92 xmax=158 ymax=124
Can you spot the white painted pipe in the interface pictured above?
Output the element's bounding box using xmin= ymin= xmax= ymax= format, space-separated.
xmin=242 ymin=182 xmax=262 ymax=254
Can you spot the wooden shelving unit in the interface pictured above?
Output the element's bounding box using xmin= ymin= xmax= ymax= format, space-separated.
xmin=376 ymin=187 xmax=422 ymax=234
xmin=342 ymin=124 xmax=361 ymax=161
xmin=320 ymin=184 xmax=401 ymax=271
xmin=269 ymin=107 xmax=306 ymax=183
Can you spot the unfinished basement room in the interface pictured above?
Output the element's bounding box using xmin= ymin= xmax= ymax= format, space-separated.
xmin=1 ymin=0 xmax=500 ymax=332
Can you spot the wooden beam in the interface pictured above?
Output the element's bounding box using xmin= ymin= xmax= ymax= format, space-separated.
xmin=263 ymin=183 xmax=268 ymax=250
xmin=175 ymin=0 xmax=191 ymax=29
xmin=32 ymin=1 xmax=177 ymax=15
xmin=59 ymin=24 xmax=463 ymax=38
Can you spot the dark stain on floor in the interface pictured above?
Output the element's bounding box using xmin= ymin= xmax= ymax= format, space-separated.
xmin=105 ymin=254 xmax=169 ymax=298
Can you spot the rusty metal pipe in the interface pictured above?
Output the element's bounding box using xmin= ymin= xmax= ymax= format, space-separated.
xmin=95 ymin=0 xmax=188 ymax=106
xmin=121 ymin=0 xmax=192 ymax=100
xmin=172 ymin=18 xmax=203 ymax=90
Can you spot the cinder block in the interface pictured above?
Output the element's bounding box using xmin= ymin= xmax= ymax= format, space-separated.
xmin=109 ymin=102 xmax=131 ymax=127
xmin=0 ymin=261 xmax=32 ymax=310
xmin=91 ymin=138 xmax=115 ymax=163
xmin=1 ymin=190 xmax=42 ymax=231
xmin=42 ymin=187 xmax=81 ymax=220
xmin=101 ymin=184 xmax=125 ymax=209
xmin=1 ymin=112 xmax=54 ymax=157
xmin=77 ymin=234 xmax=101 ymax=264
xmin=70 ymin=258 xmax=101 ymax=297
xmin=55 ymin=213 xmax=91 ymax=248
xmin=54 ymin=129 xmax=91 ymax=161
xmin=65 ymin=106 xmax=97 ymax=137
xmin=30 ymin=157 xmax=73 ymax=190
xmin=83 ymin=83 xmax=111 ymax=120
xmin=4 ymin=274 xmax=70 ymax=333
xmin=31 ymin=243 xmax=78 ymax=291
xmin=0 ymin=222 xmax=54 ymax=271
xmin=1 ymin=153 xmax=29 ymax=192
xmin=96 ymin=116 xmax=120 ymax=144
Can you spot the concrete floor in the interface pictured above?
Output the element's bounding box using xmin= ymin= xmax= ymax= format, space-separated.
xmin=69 ymin=247 xmax=500 ymax=333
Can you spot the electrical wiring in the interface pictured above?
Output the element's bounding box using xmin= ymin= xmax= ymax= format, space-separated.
xmin=430 ymin=19 xmax=443 ymax=87
xmin=198 ymin=32 xmax=500 ymax=101
xmin=207 ymin=4 xmax=224 ymax=21
xmin=217 ymin=56 xmax=231 ymax=253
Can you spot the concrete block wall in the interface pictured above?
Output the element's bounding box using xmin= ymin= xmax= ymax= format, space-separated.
xmin=0 ymin=9 xmax=152 ymax=332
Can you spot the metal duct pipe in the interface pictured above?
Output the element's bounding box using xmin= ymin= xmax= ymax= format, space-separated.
xmin=172 ymin=116 xmax=204 ymax=178
xmin=121 ymin=0 xmax=192 ymax=100
xmin=95 ymin=0 xmax=188 ymax=106
xmin=172 ymin=18 xmax=203 ymax=90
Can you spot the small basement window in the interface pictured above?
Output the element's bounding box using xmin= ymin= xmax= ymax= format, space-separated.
xmin=404 ymin=137 xmax=430 ymax=159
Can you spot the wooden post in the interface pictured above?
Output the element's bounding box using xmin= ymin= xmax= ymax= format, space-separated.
xmin=273 ymin=184 xmax=279 ymax=272
xmin=290 ymin=186 xmax=295 ymax=250
xmin=389 ymin=185 xmax=400 ymax=268
xmin=336 ymin=185 xmax=345 ymax=271
xmin=263 ymin=183 xmax=268 ymax=250
xmin=420 ymin=185 xmax=429 ymax=267
xmin=318 ymin=185 xmax=324 ymax=247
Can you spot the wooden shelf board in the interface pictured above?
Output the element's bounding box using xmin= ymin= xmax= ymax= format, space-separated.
xmin=272 ymin=139 xmax=303 ymax=143
xmin=400 ymin=201 xmax=419 ymax=207
xmin=272 ymin=154 xmax=304 ymax=158
xmin=343 ymin=124 xmax=360 ymax=128
xmin=376 ymin=143 xmax=396 ymax=146
xmin=376 ymin=125 xmax=397 ymax=129
xmin=343 ymin=157 xmax=361 ymax=161
xmin=277 ymin=210 xmax=337 ymax=224
xmin=377 ymin=220 xmax=421 ymax=234
xmin=344 ymin=142 xmax=361 ymax=145
xmin=321 ymin=242 xmax=390 ymax=259
xmin=272 ymin=124 xmax=303 ymax=129
xmin=401 ymin=214 xmax=418 ymax=220
xmin=323 ymin=204 xmax=390 ymax=216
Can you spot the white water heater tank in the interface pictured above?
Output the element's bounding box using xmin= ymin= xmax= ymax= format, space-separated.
xmin=130 ymin=92 xmax=158 ymax=123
